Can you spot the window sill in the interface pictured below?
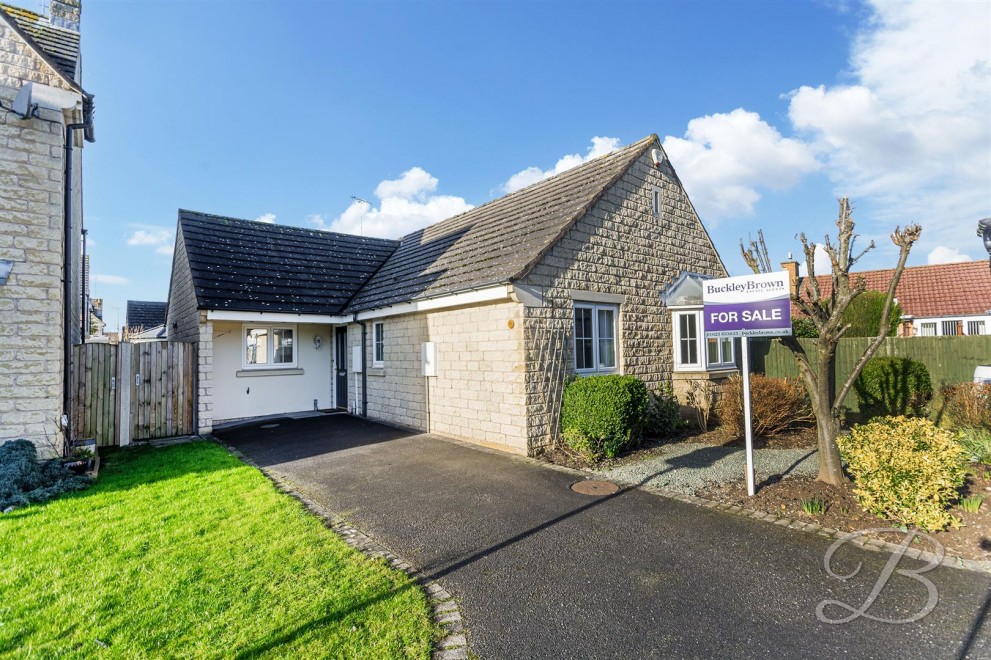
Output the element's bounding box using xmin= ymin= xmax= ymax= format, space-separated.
xmin=366 ymin=367 xmax=386 ymax=377
xmin=236 ymin=368 xmax=304 ymax=377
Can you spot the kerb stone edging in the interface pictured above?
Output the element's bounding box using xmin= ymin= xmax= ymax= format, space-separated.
xmin=433 ymin=435 xmax=991 ymax=576
xmin=216 ymin=439 xmax=472 ymax=660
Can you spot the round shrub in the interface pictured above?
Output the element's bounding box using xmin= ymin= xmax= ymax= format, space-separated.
xmin=0 ymin=439 xmax=92 ymax=511
xmin=717 ymin=374 xmax=813 ymax=438
xmin=854 ymin=356 xmax=933 ymax=420
xmin=838 ymin=416 xmax=967 ymax=531
xmin=560 ymin=375 xmax=649 ymax=460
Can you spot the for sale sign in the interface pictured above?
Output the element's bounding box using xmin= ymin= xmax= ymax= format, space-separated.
xmin=703 ymin=271 xmax=793 ymax=338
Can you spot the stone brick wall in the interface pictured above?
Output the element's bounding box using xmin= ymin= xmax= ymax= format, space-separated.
xmin=196 ymin=313 xmax=213 ymax=434
xmin=0 ymin=19 xmax=82 ymax=451
xmin=519 ymin=146 xmax=727 ymax=452
xmin=347 ymin=300 xmax=528 ymax=454
xmin=165 ymin=224 xmax=200 ymax=343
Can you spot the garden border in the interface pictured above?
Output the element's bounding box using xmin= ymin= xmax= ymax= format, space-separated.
xmin=217 ymin=439 xmax=472 ymax=660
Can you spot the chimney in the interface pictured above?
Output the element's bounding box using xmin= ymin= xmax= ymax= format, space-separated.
xmin=781 ymin=255 xmax=799 ymax=298
xmin=50 ymin=0 xmax=81 ymax=32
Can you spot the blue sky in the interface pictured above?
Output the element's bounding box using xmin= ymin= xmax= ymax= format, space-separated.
xmin=60 ymin=0 xmax=991 ymax=331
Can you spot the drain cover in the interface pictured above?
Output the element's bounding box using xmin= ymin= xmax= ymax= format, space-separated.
xmin=259 ymin=423 xmax=280 ymax=429
xmin=571 ymin=480 xmax=620 ymax=496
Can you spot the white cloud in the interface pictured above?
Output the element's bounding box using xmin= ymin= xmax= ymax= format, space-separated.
xmin=927 ymin=245 xmax=972 ymax=265
xmin=255 ymin=213 xmax=276 ymax=224
xmin=127 ymin=229 xmax=172 ymax=247
xmin=314 ymin=168 xmax=473 ymax=239
xmin=786 ymin=0 xmax=991 ymax=251
xmin=663 ymin=109 xmax=820 ymax=220
xmin=798 ymin=244 xmax=834 ymax=277
xmin=501 ymin=137 xmax=622 ymax=193
xmin=91 ymin=274 xmax=129 ymax=285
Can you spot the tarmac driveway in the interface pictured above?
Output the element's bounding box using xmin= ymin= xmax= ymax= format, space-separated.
xmin=218 ymin=414 xmax=991 ymax=659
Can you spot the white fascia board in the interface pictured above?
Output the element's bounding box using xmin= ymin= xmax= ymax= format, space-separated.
xmin=206 ymin=310 xmax=348 ymax=324
xmin=353 ymin=285 xmax=512 ymax=321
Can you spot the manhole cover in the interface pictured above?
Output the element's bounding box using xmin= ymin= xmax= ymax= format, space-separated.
xmin=259 ymin=423 xmax=280 ymax=429
xmin=571 ymin=480 xmax=620 ymax=496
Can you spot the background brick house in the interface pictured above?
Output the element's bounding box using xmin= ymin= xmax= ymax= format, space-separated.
xmin=166 ymin=135 xmax=729 ymax=455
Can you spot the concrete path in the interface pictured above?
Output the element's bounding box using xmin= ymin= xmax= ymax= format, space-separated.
xmin=218 ymin=415 xmax=991 ymax=659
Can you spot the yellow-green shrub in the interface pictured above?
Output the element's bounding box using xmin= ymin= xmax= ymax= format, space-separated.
xmin=838 ymin=416 xmax=967 ymax=531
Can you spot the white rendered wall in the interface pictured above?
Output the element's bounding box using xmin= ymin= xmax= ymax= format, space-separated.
xmin=211 ymin=321 xmax=332 ymax=421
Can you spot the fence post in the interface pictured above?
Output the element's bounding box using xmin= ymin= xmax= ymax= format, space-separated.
xmin=119 ymin=342 xmax=133 ymax=446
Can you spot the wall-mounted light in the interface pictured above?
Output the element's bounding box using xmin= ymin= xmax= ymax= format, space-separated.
xmin=0 ymin=259 xmax=13 ymax=285
xmin=313 ymin=335 xmax=323 ymax=350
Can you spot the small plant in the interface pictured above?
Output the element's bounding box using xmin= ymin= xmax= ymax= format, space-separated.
xmin=960 ymin=495 xmax=984 ymax=514
xmin=958 ymin=428 xmax=991 ymax=464
xmin=854 ymin=356 xmax=933 ymax=420
xmin=941 ymin=383 xmax=991 ymax=431
xmin=837 ymin=505 xmax=850 ymax=516
xmin=0 ymin=439 xmax=92 ymax=510
xmin=646 ymin=382 xmax=681 ymax=438
xmin=685 ymin=379 xmax=715 ymax=432
xmin=561 ymin=375 xmax=649 ymax=461
xmin=717 ymin=374 xmax=814 ymax=438
xmin=801 ymin=497 xmax=827 ymax=515
xmin=838 ymin=416 xmax=968 ymax=531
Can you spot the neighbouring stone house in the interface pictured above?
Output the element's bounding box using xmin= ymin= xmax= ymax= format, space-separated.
xmin=785 ymin=259 xmax=991 ymax=337
xmin=166 ymin=135 xmax=730 ymax=455
xmin=0 ymin=0 xmax=93 ymax=451
xmin=122 ymin=300 xmax=167 ymax=342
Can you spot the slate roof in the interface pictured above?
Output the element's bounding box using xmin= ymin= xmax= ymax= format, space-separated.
xmin=178 ymin=210 xmax=399 ymax=315
xmin=345 ymin=135 xmax=657 ymax=312
xmin=795 ymin=261 xmax=991 ymax=318
xmin=0 ymin=3 xmax=80 ymax=82
xmin=125 ymin=301 xmax=167 ymax=330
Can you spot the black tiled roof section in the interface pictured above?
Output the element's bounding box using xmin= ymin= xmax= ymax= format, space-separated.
xmin=0 ymin=4 xmax=79 ymax=81
xmin=344 ymin=135 xmax=657 ymax=312
xmin=178 ymin=210 xmax=400 ymax=314
xmin=125 ymin=301 xmax=167 ymax=329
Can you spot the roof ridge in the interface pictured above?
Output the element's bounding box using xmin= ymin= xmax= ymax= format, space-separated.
xmin=178 ymin=209 xmax=401 ymax=246
xmin=809 ymin=259 xmax=990 ymax=280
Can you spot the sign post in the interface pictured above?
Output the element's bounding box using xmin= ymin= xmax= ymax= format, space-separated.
xmin=702 ymin=271 xmax=792 ymax=496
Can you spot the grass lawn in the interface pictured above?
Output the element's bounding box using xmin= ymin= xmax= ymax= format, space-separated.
xmin=0 ymin=441 xmax=435 ymax=658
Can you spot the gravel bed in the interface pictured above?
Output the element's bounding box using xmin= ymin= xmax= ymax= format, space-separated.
xmin=596 ymin=442 xmax=818 ymax=495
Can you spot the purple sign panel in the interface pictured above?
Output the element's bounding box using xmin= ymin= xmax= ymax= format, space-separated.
xmin=702 ymin=272 xmax=793 ymax=338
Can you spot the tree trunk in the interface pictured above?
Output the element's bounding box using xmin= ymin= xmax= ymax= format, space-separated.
xmin=815 ymin=342 xmax=846 ymax=485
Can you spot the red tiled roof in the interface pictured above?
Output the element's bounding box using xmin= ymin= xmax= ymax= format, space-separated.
xmin=794 ymin=260 xmax=991 ymax=318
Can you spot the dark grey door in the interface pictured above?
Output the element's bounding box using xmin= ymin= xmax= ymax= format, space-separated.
xmin=335 ymin=327 xmax=348 ymax=409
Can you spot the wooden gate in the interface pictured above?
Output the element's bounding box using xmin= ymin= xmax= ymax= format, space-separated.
xmin=71 ymin=342 xmax=197 ymax=446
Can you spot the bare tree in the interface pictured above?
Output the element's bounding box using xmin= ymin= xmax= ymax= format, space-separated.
xmin=740 ymin=198 xmax=921 ymax=485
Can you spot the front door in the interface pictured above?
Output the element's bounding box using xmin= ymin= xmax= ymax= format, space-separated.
xmin=335 ymin=327 xmax=348 ymax=409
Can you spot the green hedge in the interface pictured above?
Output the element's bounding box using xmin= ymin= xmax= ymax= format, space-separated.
xmin=854 ymin=356 xmax=933 ymax=420
xmin=561 ymin=375 xmax=649 ymax=460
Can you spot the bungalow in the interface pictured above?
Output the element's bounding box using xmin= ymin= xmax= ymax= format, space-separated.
xmin=165 ymin=135 xmax=729 ymax=455
xmin=783 ymin=259 xmax=991 ymax=337
xmin=123 ymin=300 xmax=167 ymax=342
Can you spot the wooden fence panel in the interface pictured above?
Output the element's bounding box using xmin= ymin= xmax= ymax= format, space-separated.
xmin=71 ymin=341 xmax=196 ymax=446
xmin=753 ymin=335 xmax=991 ymax=415
xmin=70 ymin=343 xmax=119 ymax=447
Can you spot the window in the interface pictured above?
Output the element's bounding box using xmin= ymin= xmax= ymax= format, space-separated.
xmin=244 ymin=325 xmax=295 ymax=368
xmin=651 ymin=186 xmax=662 ymax=217
xmin=574 ymin=303 xmax=618 ymax=373
xmin=673 ymin=310 xmax=735 ymax=371
xmin=941 ymin=320 xmax=961 ymax=336
xmin=373 ymin=322 xmax=385 ymax=367
xmin=968 ymin=320 xmax=986 ymax=336
xmin=919 ymin=322 xmax=937 ymax=337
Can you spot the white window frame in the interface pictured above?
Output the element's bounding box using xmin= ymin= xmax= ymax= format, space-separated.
xmin=919 ymin=322 xmax=937 ymax=337
xmin=372 ymin=321 xmax=385 ymax=367
xmin=573 ymin=303 xmax=619 ymax=375
xmin=672 ymin=309 xmax=735 ymax=372
xmin=941 ymin=319 xmax=961 ymax=336
xmin=242 ymin=323 xmax=297 ymax=369
xmin=967 ymin=320 xmax=986 ymax=336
